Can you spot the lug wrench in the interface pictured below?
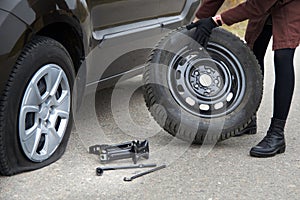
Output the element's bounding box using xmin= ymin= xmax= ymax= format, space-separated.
xmin=123 ymin=164 xmax=167 ymax=182
xmin=96 ymin=163 xmax=157 ymax=176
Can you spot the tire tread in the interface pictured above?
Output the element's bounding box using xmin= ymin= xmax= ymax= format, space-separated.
xmin=143 ymin=27 xmax=263 ymax=144
xmin=0 ymin=36 xmax=72 ymax=175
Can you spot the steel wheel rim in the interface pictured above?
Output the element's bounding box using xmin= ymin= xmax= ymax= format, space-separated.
xmin=19 ymin=64 xmax=71 ymax=162
xmin=167 ymin=42 xmax=246 ymax=118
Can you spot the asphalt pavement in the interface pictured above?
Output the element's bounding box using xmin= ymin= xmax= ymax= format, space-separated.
xmin=1 ymin=47 xmax=300 ymax=200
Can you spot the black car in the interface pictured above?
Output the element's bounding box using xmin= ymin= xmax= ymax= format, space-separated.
xmin=0 ymin=0 xmax=201 ymax=175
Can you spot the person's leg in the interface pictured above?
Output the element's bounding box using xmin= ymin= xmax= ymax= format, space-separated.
xmin=235 ymin=25 xmax=272 ymax=136
xmin=252 ymin=25 xmax=273 ymax=75
xmin=273 ymin=48 xmax=296 ymax=120
xmin=250 ymin=48 xmax=296 ymax=157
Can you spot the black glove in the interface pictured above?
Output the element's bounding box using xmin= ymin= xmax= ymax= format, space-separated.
xmin=186 ymin=17 xmax=218 ymax=48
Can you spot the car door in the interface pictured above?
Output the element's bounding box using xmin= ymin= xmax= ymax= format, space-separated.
xmin=86 ymin=0 xmax=163 ymax=86
xmin=90 ymin=0 xmax=160 ymax=31
xmin=158 ymin=0 xmax=187 ymax=17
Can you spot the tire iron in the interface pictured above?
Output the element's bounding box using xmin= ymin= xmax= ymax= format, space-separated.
xmin=123 ymin=164 xmax=167 ymax=182
xmin=96 ymin=163 xmax=157 ymax=176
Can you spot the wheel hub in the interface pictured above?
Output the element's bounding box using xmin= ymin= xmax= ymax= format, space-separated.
xmin=189 ymin=65 xmax=223 ymax=97
xmin=40 ymin=104 xmax=51 ymax=121
xmin=19 ymin=64 xmax=71 ymax=162
xmin=167 ymin=44 xmax=246 ymax=118
xmin=199 ymin=74 xmax=212 ymax=87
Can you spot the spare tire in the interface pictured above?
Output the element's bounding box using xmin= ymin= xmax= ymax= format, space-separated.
xmin=143 ymin=27 xmax=263 ymax=144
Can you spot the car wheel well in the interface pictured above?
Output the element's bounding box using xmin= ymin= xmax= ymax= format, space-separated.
xmin=37 ymin=22 xmax=84 ymax=73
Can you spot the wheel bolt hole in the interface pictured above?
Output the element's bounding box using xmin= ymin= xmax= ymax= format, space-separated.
xmin=43 ymin=121 xmax=48 ymax=127
xmin=50 ymin=106 xmax=55 ymax=113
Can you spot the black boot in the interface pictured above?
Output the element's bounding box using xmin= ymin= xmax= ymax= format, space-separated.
xmin=234 ymin=116 xmax=257 ymax=137
xmin=250 ymin=118 xmax=286 ymax=158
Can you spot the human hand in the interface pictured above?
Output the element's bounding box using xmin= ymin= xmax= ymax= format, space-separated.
xmin=186 ymin=17 xmax=218 ymax=48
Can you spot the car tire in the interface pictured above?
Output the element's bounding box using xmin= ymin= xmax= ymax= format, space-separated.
xmin=0 ymin=36 xmax=75 ymax=175
xmin=143 ymin=27 xmax=263 ymax=144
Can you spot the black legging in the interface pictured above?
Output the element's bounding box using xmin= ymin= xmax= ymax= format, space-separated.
xmin=252 ymin=25 xmax=295 ymax=121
